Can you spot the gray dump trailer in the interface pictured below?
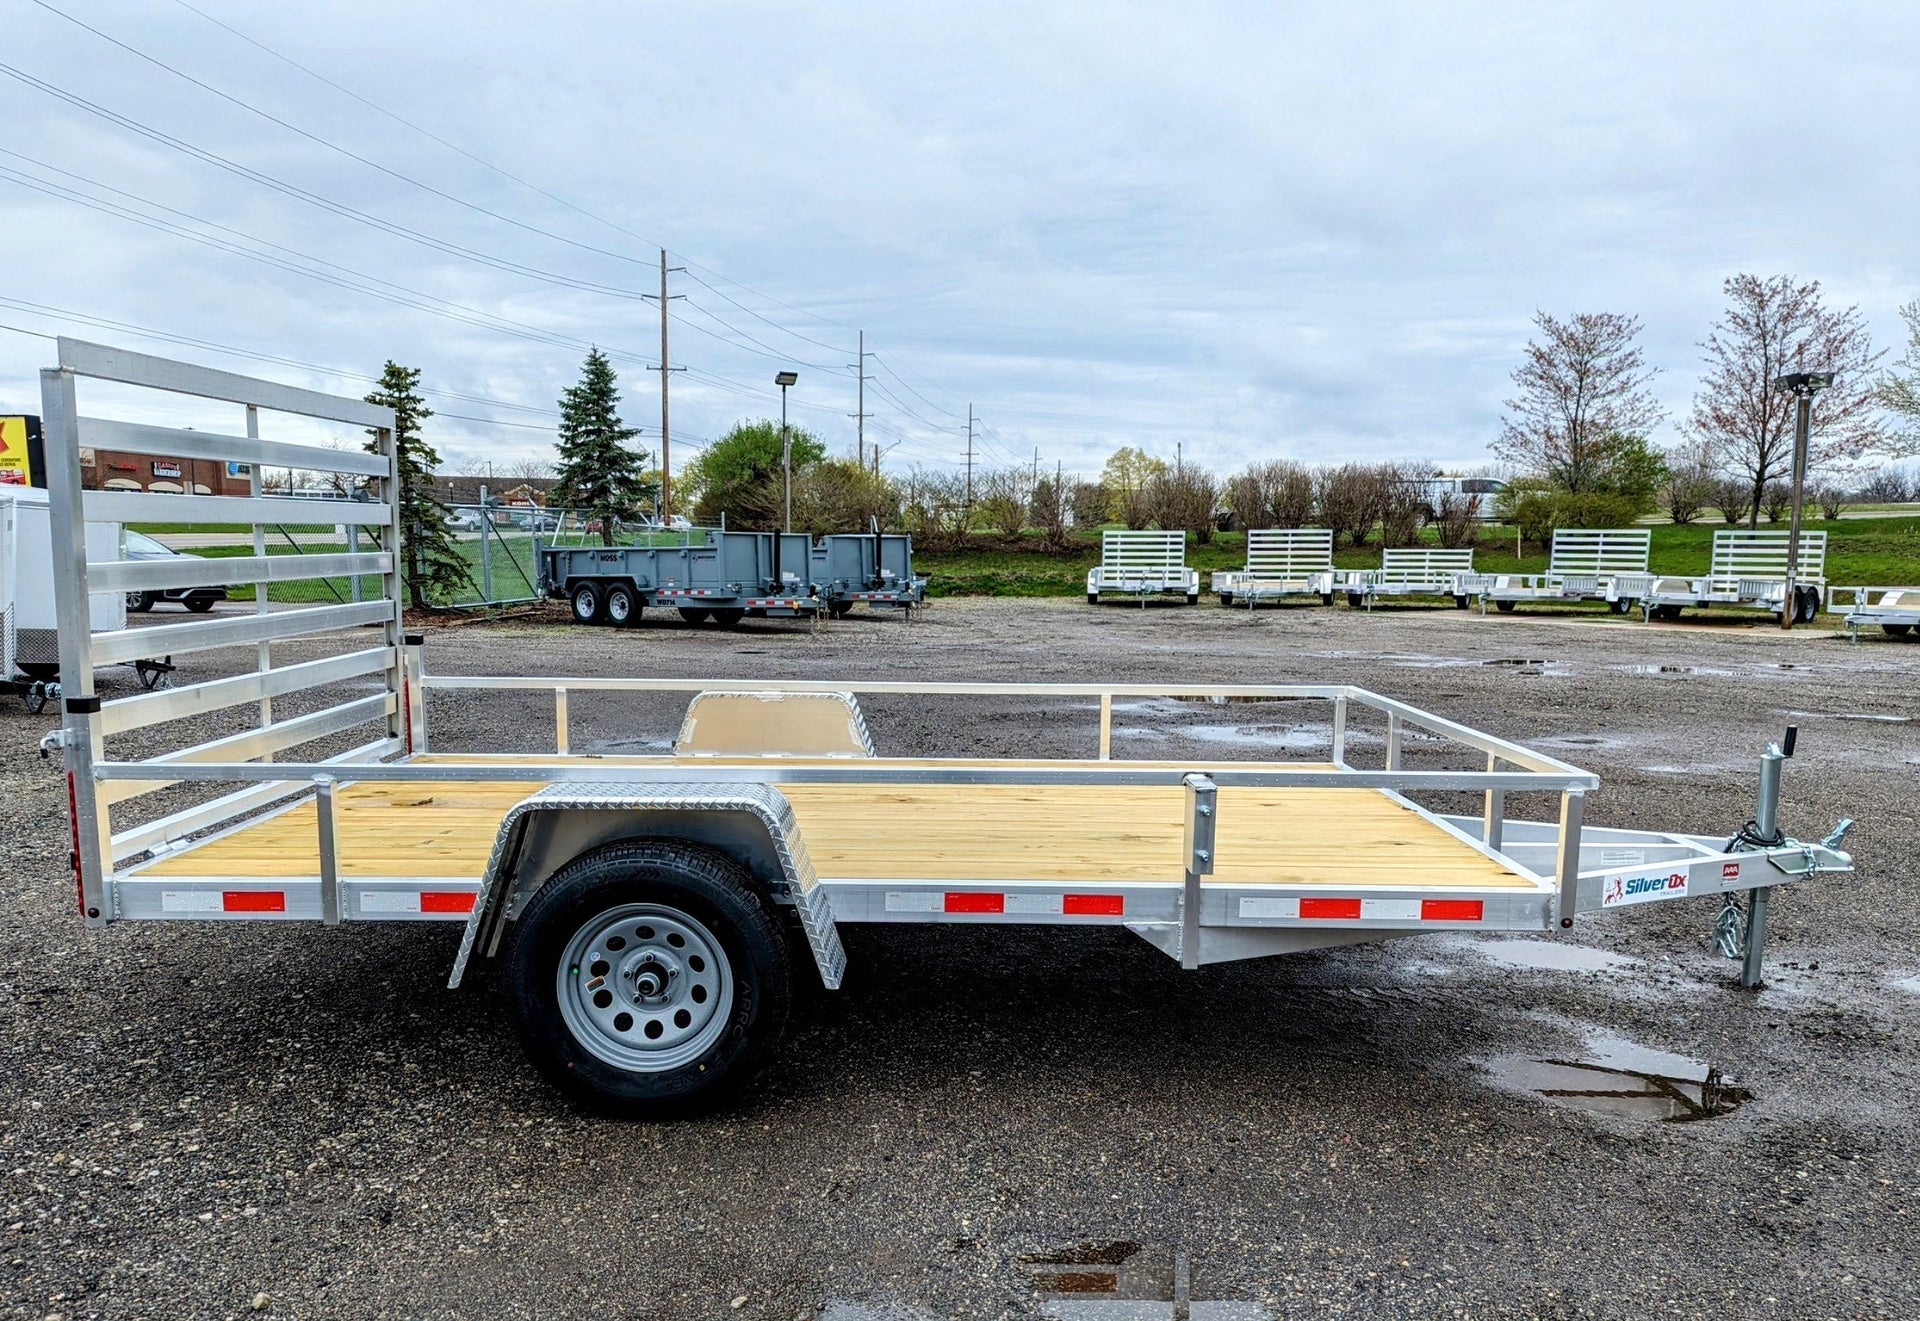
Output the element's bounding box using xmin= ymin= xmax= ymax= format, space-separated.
xmin=810 ymin=532 xmax=926 ymax=618
xmin=537 ymin=530 xmax=820 ymax=626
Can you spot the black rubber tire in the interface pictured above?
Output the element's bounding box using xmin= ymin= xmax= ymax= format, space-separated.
xmin=1885 ymin=623 xmax=1913 ymax=637
xmin=828 ymin=603 xmax=853 ymax=620
xmin=570 ymin=582 xmax=604 ymax=625
xmin=504 ymin=839 xmax=793 ymax=1118
xmin=1796 ymin=586 xmax=1819 ymax=624
xmin=603 ymin=583 xmax=639 ymax=627
xmin=1218 ymin=592 xmax=1234 ymax=607
xmin=1609 ymin=598 xmax=1633 ymax=615
xmin=676 ymin=607 xmax=711 ymax=625
xmin=1086 ymin=593 xmax=1099 ymax=605
xmin=185 ymin=597 xmax=216 ymax=613
xmin=1186 ymin=592 xmax=1199 ymax=606
xmin=1495 ymin=600 xmax=1516 ymax=613
xmin=126 ymin=591 xmax=154 ymax=613
xmin=1320 ymin=593 xmax=1334 ymax=606
xmin=708 ymin=608 xmax=746 ymax=628
xmin=1454 ymin=595 xmax=1470 ymax=610
xmin=1346 ymin=591 xmax=1365 ymax=609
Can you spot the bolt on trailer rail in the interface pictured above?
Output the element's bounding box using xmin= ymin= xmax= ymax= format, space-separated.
xmin=1615 ymin=529 xmax=1827 ymax=624
xmin=1086 ymin=529 xmax=1200 ymax=604
xmin=1827 ymin=585 xmax=1920 ymax=642
xmin=1467 ymin=527 xmax=1651 ymax=615
xmin=39 ymin=345 xmax=1857 ymax=1118
xmin=1212 ymin=528 xmax=1336 ymax=607
xmin=1337 ymin=547 xmax=1477 ymax=610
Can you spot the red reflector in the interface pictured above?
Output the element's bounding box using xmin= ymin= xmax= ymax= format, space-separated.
xmin=1063 ymin=894 xmax=1124 ymax=916
xmin=1299 ymin=897 xmax=1362 ymax=920
xmin=420 ymin=891 xmax=476 ymax=914
xmin=222 ymin=890 xmax=285 ymax=913
xmin=944 ymin=892 xmax=1004 ymax=914
xmin=1421 ymin=898 xmax=1484 ymax=922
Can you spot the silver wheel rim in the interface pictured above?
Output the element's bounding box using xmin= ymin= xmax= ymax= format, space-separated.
xmin=607 ymin=590 xmax=631 ymax=623
xmin=557 ymin=903 xmax=734 ymax=1073
xmin=575 ymin=587 xmax=598 ymax=619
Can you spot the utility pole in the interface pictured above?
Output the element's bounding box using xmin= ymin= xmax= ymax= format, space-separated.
xmin=1031 ymin=446 xmax=1039 ymax=492
xmin=848 ymin=331 xmax=872 ymax=469
xmin=651 ymin=249 xmax=685 ymax=519
xmin=965 ymin=405 xmax=975 ymax=507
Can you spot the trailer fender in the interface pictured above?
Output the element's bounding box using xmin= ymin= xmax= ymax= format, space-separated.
xmin=449 ymin=782 xmax=846 ymax=992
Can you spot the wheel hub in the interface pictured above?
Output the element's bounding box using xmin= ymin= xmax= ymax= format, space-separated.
xmin=557 ymin=903 xmax=733 ymax=1072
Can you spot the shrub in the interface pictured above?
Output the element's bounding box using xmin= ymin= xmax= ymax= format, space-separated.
xmin=1433 ymin=491 xmax=1482 ymax=548
xmin=1760 ymin=481 xmax=1791 ymax=523
xmin=976 ymin=469 xmax=1029 ymax=538
xmin=1317 ymin=463 xmax=1388 ymax=547
xmin=1814 ymin=485 xmax=1845 ymax=521
xmin=1145 ymin=465 xmax=1219 ymax=544
xmin=1710 ymin=477 xmax=1751 ymax=525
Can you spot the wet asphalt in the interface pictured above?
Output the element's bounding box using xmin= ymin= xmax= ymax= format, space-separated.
xmin=2 ymin=598 xmax=1916 ymax=1320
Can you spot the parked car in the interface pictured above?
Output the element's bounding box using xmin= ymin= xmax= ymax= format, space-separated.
xmin=121 ymin=529 xmax=228 ymax=613
xmin=507 ymin=509 xmax=561 ymax=532
xmin=444 ymin=509 xmax=481 ymax=531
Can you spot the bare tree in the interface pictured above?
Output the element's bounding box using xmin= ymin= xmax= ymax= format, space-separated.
xmin=1688 ymin=274 xmax=1887 ymax=527
xmin=1028 ymin=471 xmax=1073 ymax=549
xmin=509 ymin=455 xmax=553 ymax=483
xmin=1432 ymin=491 xmax=1481 ymax=548
xmin=1377 ymin=463 xmax=1427 ymax=548
xmin=1710 ymin=476 xmax=1751 ymax=526
xmin=1145 ymin=465 xmax=1219 ymax=544
xmin=1661 ymin=443 xmax=1717 ymax=525
xmin=1317 ymin=464 xmax=1387 ymax=547
xmin=1494 ymin=311 xmax=1663 ymax=493
xmin=1100 ymin=447 xmax=1165 ymax=530
xmin=976 ymin=468 xmax=1030 ymax=538
xmin=1068 ymin=480 xmax=1107 ymax=528
xmin=1225 ymin=460 xmax=1315 ymax=531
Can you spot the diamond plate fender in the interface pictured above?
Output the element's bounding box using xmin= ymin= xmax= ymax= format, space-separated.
xmin=447 ymin=781 xmax=846 ymax=991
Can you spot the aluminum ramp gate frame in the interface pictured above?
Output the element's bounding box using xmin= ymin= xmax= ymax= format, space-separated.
xmin=1619 ymin=529 xmax=1827 ymax=622
xmin=1212 ymin=528 xmax=1335 ymax=607
xmin=1087 ymin=529 xmax=1199 ymax=604
xmin=1339 ymin=547 xmax=1476 ymax=610
xmin=1470 ymin=527 xmax=1651 ymax=613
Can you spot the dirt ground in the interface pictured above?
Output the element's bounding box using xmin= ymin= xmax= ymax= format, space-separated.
xmin=2 ymin=598 xmax=1916 ymax=1319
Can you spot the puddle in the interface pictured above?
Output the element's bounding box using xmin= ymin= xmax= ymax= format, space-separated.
xmin=1617 ymin=664 xmax=1736 ymax=677
xmin=1893 ymin=976 xmax=1920 ymax=998
xmin=1114 ymin=723 xmax=1328 ymax=751
xmin=1783 ymin=709 xmax=1911 ymax=724
xmin=1486 ymin=1041 xmax=1750 ymax=1124
xmin=587 ymin=736 xmax=674 ymax=752
xmin=1018 ymin=1243 xmax=1272 ymax=1320
xmin=1534 ymin=733 xmax=1624 ymax=750
xmin=1463 ymin=939 xmax=1640 ymax=972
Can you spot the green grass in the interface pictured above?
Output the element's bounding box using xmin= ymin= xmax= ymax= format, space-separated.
xmin=916 ymin=517 xmax=1920 ymax=600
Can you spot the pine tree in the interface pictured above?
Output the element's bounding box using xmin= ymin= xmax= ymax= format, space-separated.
xmin=364 ymin=361 xmax=471 ymax=610
xmin=554 ymin=348 xmax=654 ymax=545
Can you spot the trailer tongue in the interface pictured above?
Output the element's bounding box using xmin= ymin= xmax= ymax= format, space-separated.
xmin=37 ymin=342 xmax=1857 ymax=1118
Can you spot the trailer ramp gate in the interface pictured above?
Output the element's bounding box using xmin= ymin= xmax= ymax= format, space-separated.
xmin=1339 ymin=547 xmax=1476 ymax=609
xmin=1087 ymin=530 xmax=1199 ymax=603
xmin=1212 ymin=528 xmax=1335 ymax=606
xmin=1470 ymin=528 xmax=1650 ymax=612
xmin=1619 ymin=529 xmax=1827 ymax=621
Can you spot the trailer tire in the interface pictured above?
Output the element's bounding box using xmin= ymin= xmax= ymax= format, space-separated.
xmin=1217 ymin=592 xmax=1234 ymax=607
xmin=1453 ymin=594 xmax=1470 ymax=610
xmin=1346 ymin=591 xmax=1365 ymax=608
xmin=570 ymin=582 xmax=605 ymax=625
xmin=1086 ymin=592 xmax=1099 ymax=605
xmin=676 ymin=607 xmax=711 ymax=625
xmin=1495 ymin=599 xmax=1516 ymax=613
xmin=1796 ymin=586 xmax=1819 ymax=624
xmin=828 ymin=603 xmax=853 ymax=620
xmin=604 ymin=583 xmax=639 ymax=627
xmin=504 ymin=839 xmax=792 ymax=1118
xmin=1186 ymin=592 xmax=1200 ymax=606
xmin=1609 ymin=598 xmax=1633 ymax=615
xmin=708 ymin=608 xmax=746 ymax=628
xmin=1884 ymin=623 xmax=1913 ymax=637
xmin=1651 ymin=604 xmax=1682 ymax=622
xmin=1320 ymin=592 xmax=1334 ymax=606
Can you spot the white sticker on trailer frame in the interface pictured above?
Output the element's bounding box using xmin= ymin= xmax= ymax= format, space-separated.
xmin=1600 ymin=869 xmax=1689 ymax=908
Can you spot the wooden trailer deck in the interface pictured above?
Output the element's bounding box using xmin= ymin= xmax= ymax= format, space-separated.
xmin=135 ymin=754 xmax=1538 ymax=890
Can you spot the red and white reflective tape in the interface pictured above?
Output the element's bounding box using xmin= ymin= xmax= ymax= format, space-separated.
xmin=162 ymin=889 xmax=287 ymax=914
xmin=884 ymin=891 xmax=1126 ymax=917
xmin=1238 ymin=896 xmax=1485 ymax=923
xmin=360 ymin=889 xmax=475 ymax=916
xmin=746 ymin=598 xmax=810 ymax=609
xmin=658 ymin=588 xmax=718 ymax=597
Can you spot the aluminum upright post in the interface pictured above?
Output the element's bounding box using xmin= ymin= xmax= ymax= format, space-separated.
xmin=478 ymin=484 xmax=494 ymax=606
xmin=1741 ymin=737 xmax=1788 ymax=988
xmin=1180 ymin=774 xmax=1218 ymax=970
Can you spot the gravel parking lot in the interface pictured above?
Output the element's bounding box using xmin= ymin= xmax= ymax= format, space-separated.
xmin=4 ymin=599 xmax=1917 ymax=1319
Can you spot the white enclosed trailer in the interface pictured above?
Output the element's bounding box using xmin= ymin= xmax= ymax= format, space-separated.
xmin=1086 ymin=529 xmax=1199 ymax=604
xmin=1 ymin=483 xmax=136 ymax=711
xmin=1617 ymin=529 xmax=1827 ymax=624
xmin=1471 ymin=527 xmax=1650 ymax=614
xmin=1212 ymin=528 xmax=1335 ymax=607
xmin=1338 ymin=547 xmax=1476 ymax=610
xmin=39 ymin=344 xmax=1857 ymax=1117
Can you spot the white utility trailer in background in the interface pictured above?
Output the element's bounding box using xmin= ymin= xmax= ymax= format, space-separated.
xmin=1339 ymin=547 xmax=1476 ymax=610
xmin=38 ymin=344 xmax=1858 ymax=1119
xmin=1212 ymin=528 xmax=1335 ymax=607
xmin=1471 ymin=527 xmax=1651 ymax=614
xmin=1086 ymin=529 xmax=1199 ymax=605
xmin=1828 ymin=585 xmax=1920 ymax=641
xmin=1619 ymin=529 xmax=1827 ymax=624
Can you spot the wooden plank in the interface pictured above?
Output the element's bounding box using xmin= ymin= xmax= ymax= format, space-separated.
xmin=138 ymin=768 xmax=1531 ymax=889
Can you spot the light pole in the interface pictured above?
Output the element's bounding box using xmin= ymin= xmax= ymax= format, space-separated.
xmin=775 ymin=370 xmax=798 ymax=532
xmin=1772 ymin=370 xmax=1834 ymax=631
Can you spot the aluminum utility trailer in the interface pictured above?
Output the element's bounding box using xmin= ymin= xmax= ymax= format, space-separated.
xmin=1211 ymin=528 xmax=1336 ymax=607
xmin=1828 ymin=585 xmax=1920 ymax=641
xmin=38 ymin=345 xmax=1857 ymax=1118
xmin=810 ymin=528 xmax=927 ymax=618
xmin=1 ymin=483 xmax=170 ymax=712
xmin=537 ymin=529 xmax=821 ymax=626
xmin=1086 ymin=529 xmax=1200 ymax=604
xmin=1471 ymin=527 xmax=1651 ymax=615
xmin=1617 ymin=529 xmax=1827 ymax=624
xmin=1338 ymin=547 xmax=1476 ymax=610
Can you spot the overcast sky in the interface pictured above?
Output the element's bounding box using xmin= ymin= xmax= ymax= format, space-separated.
xmin=2 ymin=1 xmax=1916 ymax=479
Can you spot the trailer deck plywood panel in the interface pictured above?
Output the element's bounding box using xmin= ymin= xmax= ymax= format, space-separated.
xmin=136 ymin=756 xmax=1534 ymax=890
